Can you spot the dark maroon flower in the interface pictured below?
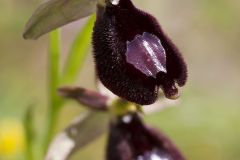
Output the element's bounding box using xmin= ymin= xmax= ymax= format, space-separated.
xmin=106 ymin=113 xmax=185 ymax=160
xmin=92 ymin=0 xmax=187 ymax=105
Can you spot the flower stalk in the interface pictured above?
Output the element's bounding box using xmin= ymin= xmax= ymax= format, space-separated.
xmin=43 ymin=29 xmax=61 ymax=155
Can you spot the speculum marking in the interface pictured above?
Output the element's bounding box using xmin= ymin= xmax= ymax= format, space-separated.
xmin=126 ymin=32 xmax=167 ymax=78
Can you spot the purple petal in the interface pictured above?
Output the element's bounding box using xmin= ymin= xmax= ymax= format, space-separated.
xmin=58 ymin=87 xmax=109 ymax=111
xmin=126 ymin=32 xmax=167 ymax=78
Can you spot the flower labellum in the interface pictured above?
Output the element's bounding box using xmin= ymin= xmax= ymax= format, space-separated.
xmin=106 ymin=113 xmax=185 ymax=160
xmin=92 ymin=0 xmax=187 ymax=105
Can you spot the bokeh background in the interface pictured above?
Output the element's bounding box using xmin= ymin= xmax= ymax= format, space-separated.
xmin=0 ymin=0 xmax=240 ymax=159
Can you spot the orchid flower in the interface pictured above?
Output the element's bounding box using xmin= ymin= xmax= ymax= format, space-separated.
xmin=24 ymin=0 xmax=188 ymax=159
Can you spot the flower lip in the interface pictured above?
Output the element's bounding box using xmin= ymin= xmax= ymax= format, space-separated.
xmin=106 ymin=113 xmax=186 ymax=160
xmin=93 ymin=0 xmax=187 ymax=105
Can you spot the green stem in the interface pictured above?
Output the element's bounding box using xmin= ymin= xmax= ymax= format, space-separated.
xmin=42 ymin=15 xmax=95 ymax=157
xmin=61 ymin=14 xmax=96 ymax=85
xmin=43 ymin=29 xmax=61 ymax=155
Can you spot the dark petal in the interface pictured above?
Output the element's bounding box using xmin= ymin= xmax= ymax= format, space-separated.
xmin=92 ymin=0 xmax=187 ymax=104
xmin=58 ymin=87 xmax=109 ymax=111
xmin=106 ymin=114 xmax=185 ymax=160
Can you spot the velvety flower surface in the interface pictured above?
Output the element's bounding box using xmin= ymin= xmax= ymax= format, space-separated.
xmin=93 ymin=0 xmax=187 ymax=105
xmin=106 ymin=113 xmax=185 ymax=160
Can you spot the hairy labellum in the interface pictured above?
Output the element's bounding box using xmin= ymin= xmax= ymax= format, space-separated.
xmin=92 ymin=0 xmax=187 ymax=105
xmin=106 ymin=114 xmax=185 ymax=160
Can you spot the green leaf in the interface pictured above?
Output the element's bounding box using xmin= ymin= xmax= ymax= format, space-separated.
xmin=24 ymin=105 xmax=35 ymax=160
xmin=49 ymin=29 xmax=60 ymax=100
xmin=23 ymin=0 xmax=97 ymax=39
xmin=43 ymin=29 xmax=62 ymax=154
xmin=61 ymin=15 xmax=95 ymax=85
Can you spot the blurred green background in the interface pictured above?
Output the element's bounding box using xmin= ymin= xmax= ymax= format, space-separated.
xmin=0 ymin=0 xmax=240 ymax=160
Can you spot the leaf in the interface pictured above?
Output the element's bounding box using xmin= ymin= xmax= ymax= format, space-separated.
xmin=61 ymin=15 xmax=95 ymax=84
xmin=23 ymin=105 xmax=35 ymax=160
xmin=45 ymin=111 xmax=109 ymax=160
xmin=43 ymin=29 xmax=62 ymax=154
xmin=48 ymin=29 xmax=60 ymax=105
xmin=23 ymin=0 xmax=97 ymax=39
